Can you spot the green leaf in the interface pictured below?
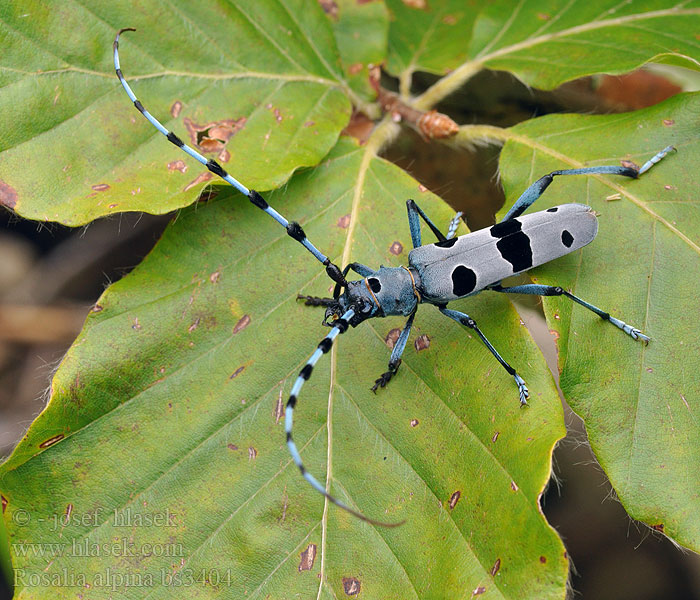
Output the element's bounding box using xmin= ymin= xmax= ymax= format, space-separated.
xmin=328 ymin=0 xmax=389 ymax=101
xmin=385 ymin=0 xmax=479 ymax=79
xmin=498 ymin=92 xmax=700 ymax=551
xmin=408 ymin=0 xmax=700 ymax=110
xmin=469 ymin=0 xmax=700 ymax=89
xmin=0 ymin=0 xmax=351 ymax=225
xmin=1 ymin=137 xmax=568 ymax=599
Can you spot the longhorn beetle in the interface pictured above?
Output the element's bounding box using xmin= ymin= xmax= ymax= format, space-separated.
xmin=114 ymin=29 xmax=674 ymax=527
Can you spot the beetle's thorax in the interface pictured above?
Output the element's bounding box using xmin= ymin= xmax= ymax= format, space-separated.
xmin=330 ymin=266 xmax=421 ymax=326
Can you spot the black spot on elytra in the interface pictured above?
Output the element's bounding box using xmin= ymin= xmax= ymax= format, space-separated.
xmin=451 ymin=265 xmax=477 ymax=296
xmin=434 ymin=237 xmax=458 ymax=248
xmin=491 ymin=218 xmax=532 ymax=272
xmin=490 ymin=219 xmax=522 ymax=238
xmin=368 ymin=277 xmax=382 ymax=294
xmin=546 ymin=207 xmax=558 ymax=213
xmin=561 ymin=230 xmax=574 ymax=248
xmin=497 ymin=234 xmax=533 ymax=273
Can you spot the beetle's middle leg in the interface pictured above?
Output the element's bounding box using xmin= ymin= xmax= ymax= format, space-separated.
xmin=488 ymin=284 xmax=650 ymax=342
xmin=439 ymin=306 xmax=529 ymax=405
xmin=372 ymin=310 xmax=416 ymax=392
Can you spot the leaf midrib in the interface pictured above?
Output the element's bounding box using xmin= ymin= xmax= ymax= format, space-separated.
xmin=475 ymin=5 xmax=700 ymax=63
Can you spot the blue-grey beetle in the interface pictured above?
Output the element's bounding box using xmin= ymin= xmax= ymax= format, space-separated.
xmin=114 ymin=29 xmax=673 ymax=526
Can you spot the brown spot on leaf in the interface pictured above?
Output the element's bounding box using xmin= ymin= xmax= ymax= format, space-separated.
xmin=537 ymin=12 xmax=550 ymax=19
xmin=410 ymin=419 xmax=419 ymax=427
xmin=248 ymin=446 xmax=257 ymax=460
xmin=91 ymin=183 xmax=110 ymax=192
xmin=184 ymin=117 xmax=247 ymax=153
xmin=210 ymin=271 xmax=221 ymax=284
xmin=348 ymin=62 xmax=363 ymax=75
xmin=472 ymin=587 xmax=486 ymax=597
xmin=273 ymin=108 xmax=283 ymax=123
xmin=449 ymin=490 xmax=460 ymax=509
xmin=170 ymin=101 xmax=182 ymax=118
xmin=389 ymin=241 xmax=403 ymax=255
xmin=511 ymin=481 xmax=519 ymax=492
xmin=663 ymin=119 xmax=675 ymax=126
xmin=0 ymin=181 xmax=18 ymax=209
xmin=442 ymin=14 xmax=457 ymax=25
xmin=414 ymin=334 xmax=430 ymax=351
xmin=539 ymin=555 xmax=547 ymax=563
xmin=227 ymin=443 xmax=238 ymax=451
xmin=621 ymin=159 xmax=640 ymax=170
xmin=681 ymin=393 xmax=690 ymax=410
xmin=490 ymin=558 xmax=501 ymax=576
xmin=230 ymin=366 xmax=245 ymax=379
xmin=318 ymin=0 xmax=338 ymax=18
xmin=184 ymin=172 xmax=213 ymax=192
xmin=233 ymin=314 xmax=251 ymax=334
xmin=492 ymin=431 xmax=499 ymax=443
xmin=275 ymin=391 xmax=284 ymax=424
xmin=188 ymin=317 xmax=201 ymax=333
xmin=337 ymin=214 xmax=351 ymax=228
xmin=651 ymin=523 xmax=665 ymax=532
xmin=402 ymin=0 xmax=427 ymax=8
xmin=218 ymin=148 xmax=230 ymax=163
xmin=1 ymin=495 xmax=7 ymax=513
xmin=418 ymin=184 xmax=428 ymax=193
xmin=342 ymin=577 xmax=361 ymax=596
xmin=39 ymin=434 xmax=65 ymax=449
xmin=304 ymin=120 xmax=315 ymax=128
xmin=91 ymin=304 xmax=103 ymax=313
xmin=298 ymin=543 xmax=317 ymax=571
xmin=385 ymin=328 xmax=401 ymax=348
xmin=65 ymin=503 xmax=73 ymax=521
xmin=132 ymin=318 xmax=141 ymax=330
xmin=168 ymin=160 xmax=188 ymax=173
xmin=108 ymin=203 xmax=118 ymax=209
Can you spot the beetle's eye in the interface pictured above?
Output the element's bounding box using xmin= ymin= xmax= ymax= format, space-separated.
xmin=362 ymin=300 xmax=372 ymax=314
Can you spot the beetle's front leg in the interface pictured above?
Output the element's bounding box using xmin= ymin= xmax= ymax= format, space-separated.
xmin=372 ymin=311 xmax=416 ymax=392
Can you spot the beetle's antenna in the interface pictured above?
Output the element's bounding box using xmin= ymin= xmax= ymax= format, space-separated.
xmin=113 ymin=28 xmax=348 ymax=288
xmin=285 ymin=307 xmax=404 ymax=527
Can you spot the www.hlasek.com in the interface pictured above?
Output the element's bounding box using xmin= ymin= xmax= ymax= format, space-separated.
xmin=13 ymin=537 xmax=184 ymax=559
xmin=15 ymin=567 xmax=234 ymax=591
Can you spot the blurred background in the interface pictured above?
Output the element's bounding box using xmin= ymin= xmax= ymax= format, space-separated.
xmin=2 ymin=67 xmax=699 ymax=599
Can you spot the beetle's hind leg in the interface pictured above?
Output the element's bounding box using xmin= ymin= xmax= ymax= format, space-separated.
xmin=501 ymin=146 xmax=675 ymax=221
xmin=439 ymin=306 xmax=529 ymax=406
xmin=488 ymin=284 xmax=650 ymax=343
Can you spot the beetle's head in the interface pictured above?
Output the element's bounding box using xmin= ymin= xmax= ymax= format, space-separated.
xmin=323 ymin=279 xmax=383 ymax=327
